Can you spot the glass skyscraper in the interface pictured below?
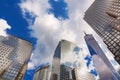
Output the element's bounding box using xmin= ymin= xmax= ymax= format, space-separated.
xmin=60 ymin=65 xmax=76 ymax=80
xmin=50 ymin=40 xmax=96 ymax=80
xmin=84 ymin=0 xmax=120 ymax=64
xmin=84 ymin=34 xmax=120 ymax=80
xmin=0 ymin=36 xmax=32 ymax=80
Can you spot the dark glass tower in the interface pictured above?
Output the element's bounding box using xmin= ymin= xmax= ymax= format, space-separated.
xmin=84 ymin=34 xmax=120 ymax=80
xmin=84 ymin=0 xmax=120 ymax=64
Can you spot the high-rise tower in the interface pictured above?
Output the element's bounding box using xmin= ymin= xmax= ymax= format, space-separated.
xmin=0 ymin=36 xmax=32 ymax=80
xmin=84 ymin=34 xmax=120 ymax=80
xmin=84 ymin=0 xmax=120 ymax=64
xmin=50 ymin=40 xmax=96 ymax=80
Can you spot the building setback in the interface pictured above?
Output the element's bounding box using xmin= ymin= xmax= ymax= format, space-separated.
xmin=50 ymin=40 xmax=95 ymax=80
xmin=0 ymin=36 xmax=32 ymax=80
xmin=84 ymin=0 xmax=120 ymax=64
xmin=84 ymin=34 xmax=120 ymax=80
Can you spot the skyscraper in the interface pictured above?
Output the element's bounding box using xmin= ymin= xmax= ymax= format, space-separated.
xmin=50 ymin=40 xmax=96 ymax=80
xmin=0 ymin=36 xmax=32 ymax=80
xmin=60 ymin=65 xmax=76 ymax=80
xmin=84 ymin=34 xmax=120 ymax=80
xmin=84 ymin=0 xmax=120 ymax=64
xmin=33 ymin=65 xmax=50 ymax=80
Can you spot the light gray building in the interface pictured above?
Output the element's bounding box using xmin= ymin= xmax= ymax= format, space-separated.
xmin=50 ymin=40 xmax=96 ymax=80
xmin=84 ymin=34 xmax=120 ymax=80
xmin=33 ymin=65 xmax=50 ymax=80
xmin=0 ymin=36 xmax=32 ymax=80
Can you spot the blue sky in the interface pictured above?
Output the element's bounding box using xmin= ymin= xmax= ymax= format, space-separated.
xmin=0 ymin=0 xmax=36 ymax=45
xmin=0 ymin=0 xmax=69 ymax=80
xmin=0 ymin=0 xmax=119 ymax=80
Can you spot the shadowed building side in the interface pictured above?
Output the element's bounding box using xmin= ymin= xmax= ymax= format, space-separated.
xmin=50 ymin=41 xmax=61 ymax=80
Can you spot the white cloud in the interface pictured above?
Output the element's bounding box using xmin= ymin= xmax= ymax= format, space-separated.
xmin=19 ymin=0 xmax=120 ymax=72
xmin=54 ymin=0 xmax=58 ymax=2
xmin=28 ymin=62 xmax=35 ymax=70
xmin=0 ymin=19 xmax=11 ymax=36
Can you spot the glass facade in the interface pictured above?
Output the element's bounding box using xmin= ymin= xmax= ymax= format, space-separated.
xmin=84 ymin=34 xmax=120 ymax=80
xmin=106 ymin=0 xmax=120 ymax=31
xmin=0 ymin=36 xmax=32 ymax=80
xmin=0 ymin=43 xmax=13 ymax=76
xmin=60 ymin=65 xmax=76 ymax=80
xmin=51 ymin=40 xmax=96 ymax=80
xmin=33 ymin=65 xmax=50 ymax=80
xmin=51 ymin=41 xmax=61 ymax=80
xmin=84 ymin=0 xmax=120 ymax=64
xmin=73 ymin=67 xmax=96 ymax=80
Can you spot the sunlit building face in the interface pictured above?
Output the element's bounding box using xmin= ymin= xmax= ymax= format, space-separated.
xmin=33 ymin=65 xmax=50 ymax=80
xmin=51 ymin=40 xmax=96 ymax=80
xmin=84 ymin=34 xmax=120 ymax=80
xmin=0 ymin=36 xmax=32 ymax=80
xmin=0 ymin=43 xmax=13 ymax=76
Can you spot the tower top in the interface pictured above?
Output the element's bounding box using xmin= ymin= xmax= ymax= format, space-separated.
xmin=83 ymin=31 xmax=89 ymax=36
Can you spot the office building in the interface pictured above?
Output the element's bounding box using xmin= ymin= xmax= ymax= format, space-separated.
xmin=0 ymin=36 xmax=32 ymax=80
xmin=73 ymin=67 xmax=96 ymax=80
xmin=33 ymin=65 xmax=50 ymax=80
xmin=0 ymin=43 xmax=13 ymax=76
xmin=60 ymin=65 xmax=76 ymax=80
xmin=106 ymin=0 xmax=120 ymax=31
xmin=50 ymin=40 xmax=95 ymax=80
xmin=84 ymin=0 xmax=120 ymax=64
xmin=84 ymin=34 xmax=120 ymax=80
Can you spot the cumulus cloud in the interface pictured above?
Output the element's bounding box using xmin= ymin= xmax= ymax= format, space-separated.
xmin=19 ymin=0 xmax=119 ymax=71
xmin=19 ymin=0 xmax=77 ymax=69
xmin=0 ymin=19 xmax=11 ymax=36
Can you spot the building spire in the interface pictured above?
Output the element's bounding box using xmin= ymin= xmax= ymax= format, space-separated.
xmin=83 ymin=31 xmax=87 ymax=36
